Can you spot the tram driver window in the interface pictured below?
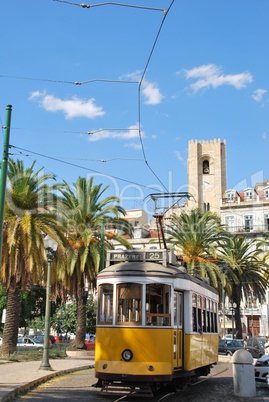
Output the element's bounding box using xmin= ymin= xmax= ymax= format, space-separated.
xmin=146 ymin=284 xmax=171 ymax=326
xmin=117 ymin=283 xmax=142 ymax=325
xmin=98 ymin=284 xmax=113 ymax=324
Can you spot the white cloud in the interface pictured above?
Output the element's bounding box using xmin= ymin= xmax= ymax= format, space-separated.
xmin=120 ymin=71 xmax=164 ymax=105
xmin=175 ymin=151 xmax=184 ymax=162
xmin=252 ymin=88 xmax=267 ymax=102
xmin=124 ymin=142 xmax=142 ymax=150
xmin=88 ymin=123 xmax=143 ymax=142
xmin=182 ymin=64 xmax=253 ymax=92
xmin=141 ymin=79 xmax=164 ymax=105
xmin=29 ymin=91 xmax=105 ymax=119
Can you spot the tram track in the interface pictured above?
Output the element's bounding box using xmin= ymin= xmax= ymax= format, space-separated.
xmin=152 ymin=366 xmax=231 ymax=402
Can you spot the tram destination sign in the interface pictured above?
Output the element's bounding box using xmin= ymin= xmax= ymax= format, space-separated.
xmin=108 ymin=250 xmax=165 ymax=263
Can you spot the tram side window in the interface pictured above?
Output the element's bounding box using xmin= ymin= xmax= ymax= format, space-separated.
xmin=146 ymin=284 xmax=171 ymax=326
xmin=98 ymin=284 xmax=113 ymax=324
xmin=206 ymin=298 xmax=211 ymax=332
xmin=192 ymin=293 xmax=197 ymax=331
xmin=213 ymin=302 xmax=218 ymax=333
xmin=192 ymin=294 xmax=219 ymax=333
xmin=197 ymin=295 xmax=202 ymax=333
xmin=117 ymin=283 xmax=142 ymax=325
xmin=201 ymin=297 xmax=205 ymax=332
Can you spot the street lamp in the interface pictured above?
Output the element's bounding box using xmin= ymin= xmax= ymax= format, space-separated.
xmin=230 ymin=302 xmax=237 ymax=339
xmin=40 ymin=235 xmax=58 ymax=370
xmin=221 ymin=273 xmax=226 ymax=338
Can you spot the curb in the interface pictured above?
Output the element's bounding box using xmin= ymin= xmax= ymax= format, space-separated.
xmin=0 ymin=364 xmax=94 ymax=402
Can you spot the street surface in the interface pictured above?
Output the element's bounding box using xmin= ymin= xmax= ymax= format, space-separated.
xmin=11 ymin=363 xmax=269 ymax=402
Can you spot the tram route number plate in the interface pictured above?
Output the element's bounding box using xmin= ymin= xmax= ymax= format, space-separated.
xmin=109 ymin=250 xmax=164 ymax=262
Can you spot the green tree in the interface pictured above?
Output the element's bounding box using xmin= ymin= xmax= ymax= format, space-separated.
xmin=217 ymin=235 xmax=268 ymax=339
xmin=20 ymin=286 xmax=61 ymax=333
xmin=51 ymin=295 xmax=96 ymax=337
xmin=56 ymin=176 xmax=132 ymax=349
xmin=0 ymin=159 xmax=67 ymax=356
xmin=166 ymin=209 xmax=229 ymax=287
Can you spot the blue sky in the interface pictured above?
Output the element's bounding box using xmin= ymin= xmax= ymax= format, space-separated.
xmin=1 ymin=0 xmax=269 ymax=216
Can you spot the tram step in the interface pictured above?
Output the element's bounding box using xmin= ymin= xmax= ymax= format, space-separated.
xmin=100 ymin=381 xmax=154 ymax=397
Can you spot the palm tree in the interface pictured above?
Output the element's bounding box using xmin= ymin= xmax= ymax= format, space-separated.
xmin=166 ymin=209 xmax=229 ymax=287
xmin=0 ymin=159 xmax=67 ymax=356
xmin=56 ymin=176 xmax=132 ymax=349
xmin=217 ymin=235 xmax=268 ymax=339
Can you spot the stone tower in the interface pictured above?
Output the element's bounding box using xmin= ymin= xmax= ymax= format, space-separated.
xmin=187 ymin=139 xmax=227 ymax=215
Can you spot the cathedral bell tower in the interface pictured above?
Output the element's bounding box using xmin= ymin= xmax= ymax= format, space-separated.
xmin=187 ymin=139 xmax=227 ymax=215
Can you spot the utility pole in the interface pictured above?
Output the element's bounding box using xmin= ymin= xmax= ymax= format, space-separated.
xmin=0 ymin=105 xmax=12 ymax=262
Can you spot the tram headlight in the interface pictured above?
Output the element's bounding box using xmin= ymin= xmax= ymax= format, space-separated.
xmin=121 ymin=349 xmax=133 ymax=361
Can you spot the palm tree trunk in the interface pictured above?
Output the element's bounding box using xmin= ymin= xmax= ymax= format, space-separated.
xmin=1 ymin=282 xmax=22 ymax=357
xmin=72 ymin=280 xmax=86 ymax=349
xmin=232 ymin=286 xmax=242 ymax=339
xmin=234 ymin=305 xmax=242 ymax=339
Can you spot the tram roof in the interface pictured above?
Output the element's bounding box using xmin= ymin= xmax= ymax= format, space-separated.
xmin=97 ymin=261 xmax=218 ymax=293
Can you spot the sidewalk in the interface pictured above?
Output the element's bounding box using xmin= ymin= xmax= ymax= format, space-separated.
xmin=0 ymin=356 xmax=94 ymax=402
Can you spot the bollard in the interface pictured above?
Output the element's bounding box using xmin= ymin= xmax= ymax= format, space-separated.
xmin=232 ymin=349 xmax=256 ymax=398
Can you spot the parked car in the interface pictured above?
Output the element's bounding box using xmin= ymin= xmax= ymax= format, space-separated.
xmin=245 ymin=337 xmax=265 ymax=358
xmin=218 ymin=339 xmax=244 ymax=356
xmin=33 ymin=334 xmax=56 ymax=344
xmin=85 ymin=335 xmax=95 ymax=350
xmin=16 ymin=337 xmax=45 ymax=351
xmin=67 ymin=333 xmax=76 ymax=340
xmin=223 ymin=334 xmax=233 ymax=340
xmin=254 ymin=355 xmax=269 ymax=385
xmin=0 ymin=336 xmax=2 ymax=346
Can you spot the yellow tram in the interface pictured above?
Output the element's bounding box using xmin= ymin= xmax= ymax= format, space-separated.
xmin=94 ymin=249 xmax=219 ymax=396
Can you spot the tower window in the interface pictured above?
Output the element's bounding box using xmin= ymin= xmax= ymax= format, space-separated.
xmin=203 ymin=160 xmax=210 ymax=174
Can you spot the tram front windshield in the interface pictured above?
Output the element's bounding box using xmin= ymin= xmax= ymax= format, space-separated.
xmin=98 ymin=282 xmax=171 ymax=326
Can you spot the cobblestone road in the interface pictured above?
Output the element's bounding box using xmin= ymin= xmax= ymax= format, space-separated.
xmin=11 ymin=363 xmax=269 ymax=402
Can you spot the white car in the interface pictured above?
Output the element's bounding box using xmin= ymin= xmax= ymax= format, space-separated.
xmin=0 ymin=336 xmax=2 ymax=346
xmin=223 ymin=334 xmax=233 ymax=340
xmin=16 ymin=337 xmax=45 ymax=351
xmin=254 ymin=355 xmax=269 ymax=385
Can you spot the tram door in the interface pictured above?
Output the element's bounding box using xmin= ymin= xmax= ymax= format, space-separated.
xmin=173 ymin=291 xmax=183 ymax=368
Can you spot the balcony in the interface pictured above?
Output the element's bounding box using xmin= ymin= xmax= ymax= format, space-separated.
xmin=224 ymin=225 xmax=269 ymax=234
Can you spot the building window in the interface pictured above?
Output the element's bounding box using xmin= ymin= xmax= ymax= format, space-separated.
xmin=245 ymin=191 xmax=253 ymax=200
xmin=227 ymin=192 xmax=235 ymax=202
xmin=225 ymin=216 xmax=235 ymax=232
xmin=244 ymin=215 xmax=253 ymax=232
xmin=264 ymin=189 xmax=269 ymax=199
xmin=203 ymin=160 xmax=210 ymax=174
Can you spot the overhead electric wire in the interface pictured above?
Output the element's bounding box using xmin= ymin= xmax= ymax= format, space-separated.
xmin=52 ymin=0 xmax=166 ymax=13
xmin=9 ymin=144 xmax=158 ymax=191
xmin=2 ymin=1 xmax=176 ymax=194
xmin=5 ymin=127 xmax=139 ymax=136
xmin=0 ymin=75 xmax=138 ymax=86
xmin=51 ymin=0 xmax=175 ymax=192
xmin=137 ymin=0 xmax=175 ymax=192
